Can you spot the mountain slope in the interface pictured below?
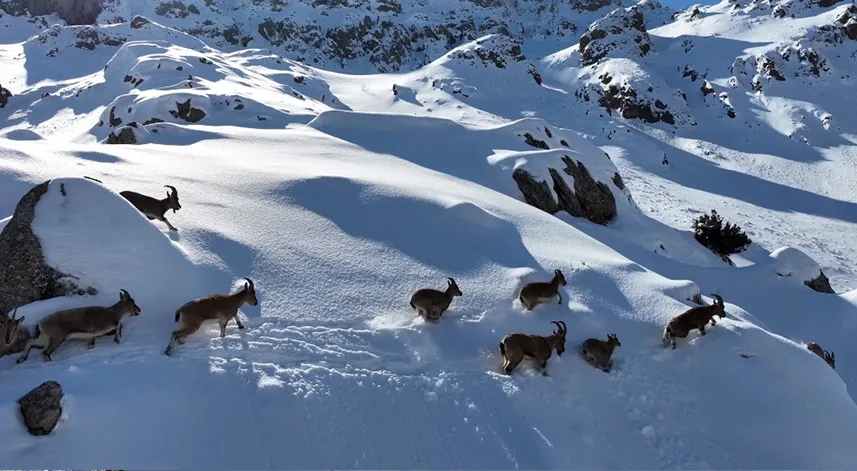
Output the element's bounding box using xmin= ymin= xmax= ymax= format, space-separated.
xmin=2 ymin=0 xmax=857 ymax=469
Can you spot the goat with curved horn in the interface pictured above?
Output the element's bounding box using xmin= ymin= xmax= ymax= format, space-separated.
xmin=499 ymin=320 xmax=567 ymax=376
xmin=120 ymin=184 xmax=183 ymax=231
xmin=662 ymin=293 xmax=727 ymax=349
xmin=166 ymin=277 xmax=259 ymax=356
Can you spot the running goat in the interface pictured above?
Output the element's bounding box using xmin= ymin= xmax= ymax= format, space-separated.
xmin=165 ymin=278 xmax=258 ymax=356
xmin=16 ymin=290 xmax=141 ymax=363
xmin=409 ymin=277 xmax=462 ymax=322
xmin=662 ymin=294 xmax=726 ymax=349
xmin=806 ymin=342 xmax=835 ymax=369
xmin=120 ymin=185 xmax=182 ymax=231
xmin=581 ymin=333 xmax=621 ymax=372
xmin=518 ymin=269 xmax=567 ymax=310
xmin=499 ymin=320 xmax=567 ymax=376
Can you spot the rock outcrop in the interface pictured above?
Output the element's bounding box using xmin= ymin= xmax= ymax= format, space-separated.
xmin=0 ymin=84 xmax=11 ymax=109
xmin=513 ymin=155 xmax=618 ymax=225
xmin=18 ymin=381 xmax=64 ymax=436
xmin=578 ymin=5 xmax=653 ymax=67
xmin=0 ymin=0 xmax=104 ymax=25
xmin=0 ymin=181 xmax=95 ymax=315
xmin=805 ymin=270 xmax=835 ymax=294
xmin=105 ymin=125 xmax=138 ymax=144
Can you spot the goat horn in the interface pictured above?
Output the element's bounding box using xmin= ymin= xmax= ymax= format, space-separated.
xmin=447 ymin=277 xmax=455 ymax=285
xmin=243 ymin=277 xmax=254 ymax=290
xmin=120 ymin=289 xmax=129 ymax=298
xmin=709 ymin=294 xmax=723 ymax=305
xmin=164 ymin=185 xmax=178 ymax=196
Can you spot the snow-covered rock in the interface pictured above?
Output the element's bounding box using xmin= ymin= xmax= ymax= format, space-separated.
xmin=770 ymin=246 xmax=835 ymax=293
xmin=578 ymin=5 xmax=653 ymax=66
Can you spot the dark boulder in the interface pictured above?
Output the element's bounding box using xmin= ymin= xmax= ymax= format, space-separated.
xmin=18 ymin=380 xmax=64 ymax=436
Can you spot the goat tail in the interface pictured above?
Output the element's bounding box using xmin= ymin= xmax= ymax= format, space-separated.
xmin=174 ymin=308 xmax=182 ymax=323
xmin=33 ymin=324 xmax=40 ymax=338
xmin=499 ymin=342 xmax=506 ymax=357
xmin=662 ymin=326 xmax=672 ymax=346
xmin=409 ymin=300 xmax=415 ymax=310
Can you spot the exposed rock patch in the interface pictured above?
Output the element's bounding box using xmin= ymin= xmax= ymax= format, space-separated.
xmin=805 ymin=270 xmax=835 ymax=293
xmin=0 ymin=84 xmax=11 ymax=108
xmin=105 ymin=126 xmax=138 ymax=144
xmin=169 ymin=99 xmax=207 ymax=123
xmin=0 ymin=0 xmax=104 ymax=25
xmin=578 ymin=6 xmax=652 ymax=66
xmin=513 ymin=156 xmax=618 ymax=225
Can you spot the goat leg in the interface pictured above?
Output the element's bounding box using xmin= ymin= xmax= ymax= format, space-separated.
xmin=161 ymin=216 xmax=178 ymax=231
xmin=114 ymin=323 xmax=123 ymax=343
xmin=710 ymin=318 xmax=717 ymax=326
xmin=699 ymin=325 xmax=707 ymax=336
xmin=234 ymin=316 xmax=245 ymax=330
xmin=558 ymin=293 xmax=562 ymax=305
xmin=88 ymin=338 xmax=96 ymax=349
xmin=539 ymin=359 xmax=549 ymax=376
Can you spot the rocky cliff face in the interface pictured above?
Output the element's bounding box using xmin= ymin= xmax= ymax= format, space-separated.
xmin=2 ymin=0 xmax=632 ymax=72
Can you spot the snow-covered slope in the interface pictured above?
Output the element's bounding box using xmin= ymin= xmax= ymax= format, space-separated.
xmin=2 ymin=0 xmax=857 ymax=468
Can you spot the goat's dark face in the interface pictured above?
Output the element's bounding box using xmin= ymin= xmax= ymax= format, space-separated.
xmin=1 ymin=311 xmax=24 ymax=348
xmin=244 ymin=281 xmax=259 ymax=306
xmin=609 ymin=333 xmax=621 ymax=347
xmin=554 ymin=336 xmax=566 ymax=357
xmin=168 ymin=193 xmax=181 ymax=213
xmin=447 ymin=278 xmax=462 ymax=297
xmin=555 ymin=269 xmax=567 ymax=286
xmin=120 ymin=289 xmax=142 ymax=316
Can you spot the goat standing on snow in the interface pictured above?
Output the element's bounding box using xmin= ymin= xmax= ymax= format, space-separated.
xmin=662 ymin=294 xmax=726 ymax=349
xmin=120 ymin=185 xmax=182 ymax=231
xmin=807 ymin=342 xmax=835 ymax=369
xmin=165 ymin=277 xmax=258 ymax=356
xmin=499 ymin=320 xmax=567 ymax=376
xmin=581 ymin=333 xmax=621 ymax=372
xmin=518 ymin=269 xmax=567 ymax=310
xmin=16 ymin=289 xmax=141 ymax=363
xmin=409 ymin=277 xmax=462 ymax=323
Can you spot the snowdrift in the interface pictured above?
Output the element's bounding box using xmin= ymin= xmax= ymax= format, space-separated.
xmin=1 ymin=122 xmax=857 ymax=467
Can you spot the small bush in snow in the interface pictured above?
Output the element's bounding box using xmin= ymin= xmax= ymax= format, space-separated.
xmin=692 ymin=210 xmax=751 ymax=258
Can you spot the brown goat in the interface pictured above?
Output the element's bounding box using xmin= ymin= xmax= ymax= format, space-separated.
xmin=0 ymin=308 xmax=25 ymax=358
xmin=17 ymin=290 xmax=141 ymax=363
xmin=499 ymin=320 xmax=567 ymax=376
xmin=121 ymin=185 xmax=182 ymax=231
xmin=409 ymin=277 xmax=462 ymax=322
xmin=581 ymin=333 xmax=621 ymax=372
xmin=165 ymin=277 xmax=258 ymax=356
xmin=806 ymin=342 xmax=835 ymax=369
xmin=519 ymin=269 xmax=567 ymax=310
xmin=663 ymin=294 xmax=726 ymax=349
